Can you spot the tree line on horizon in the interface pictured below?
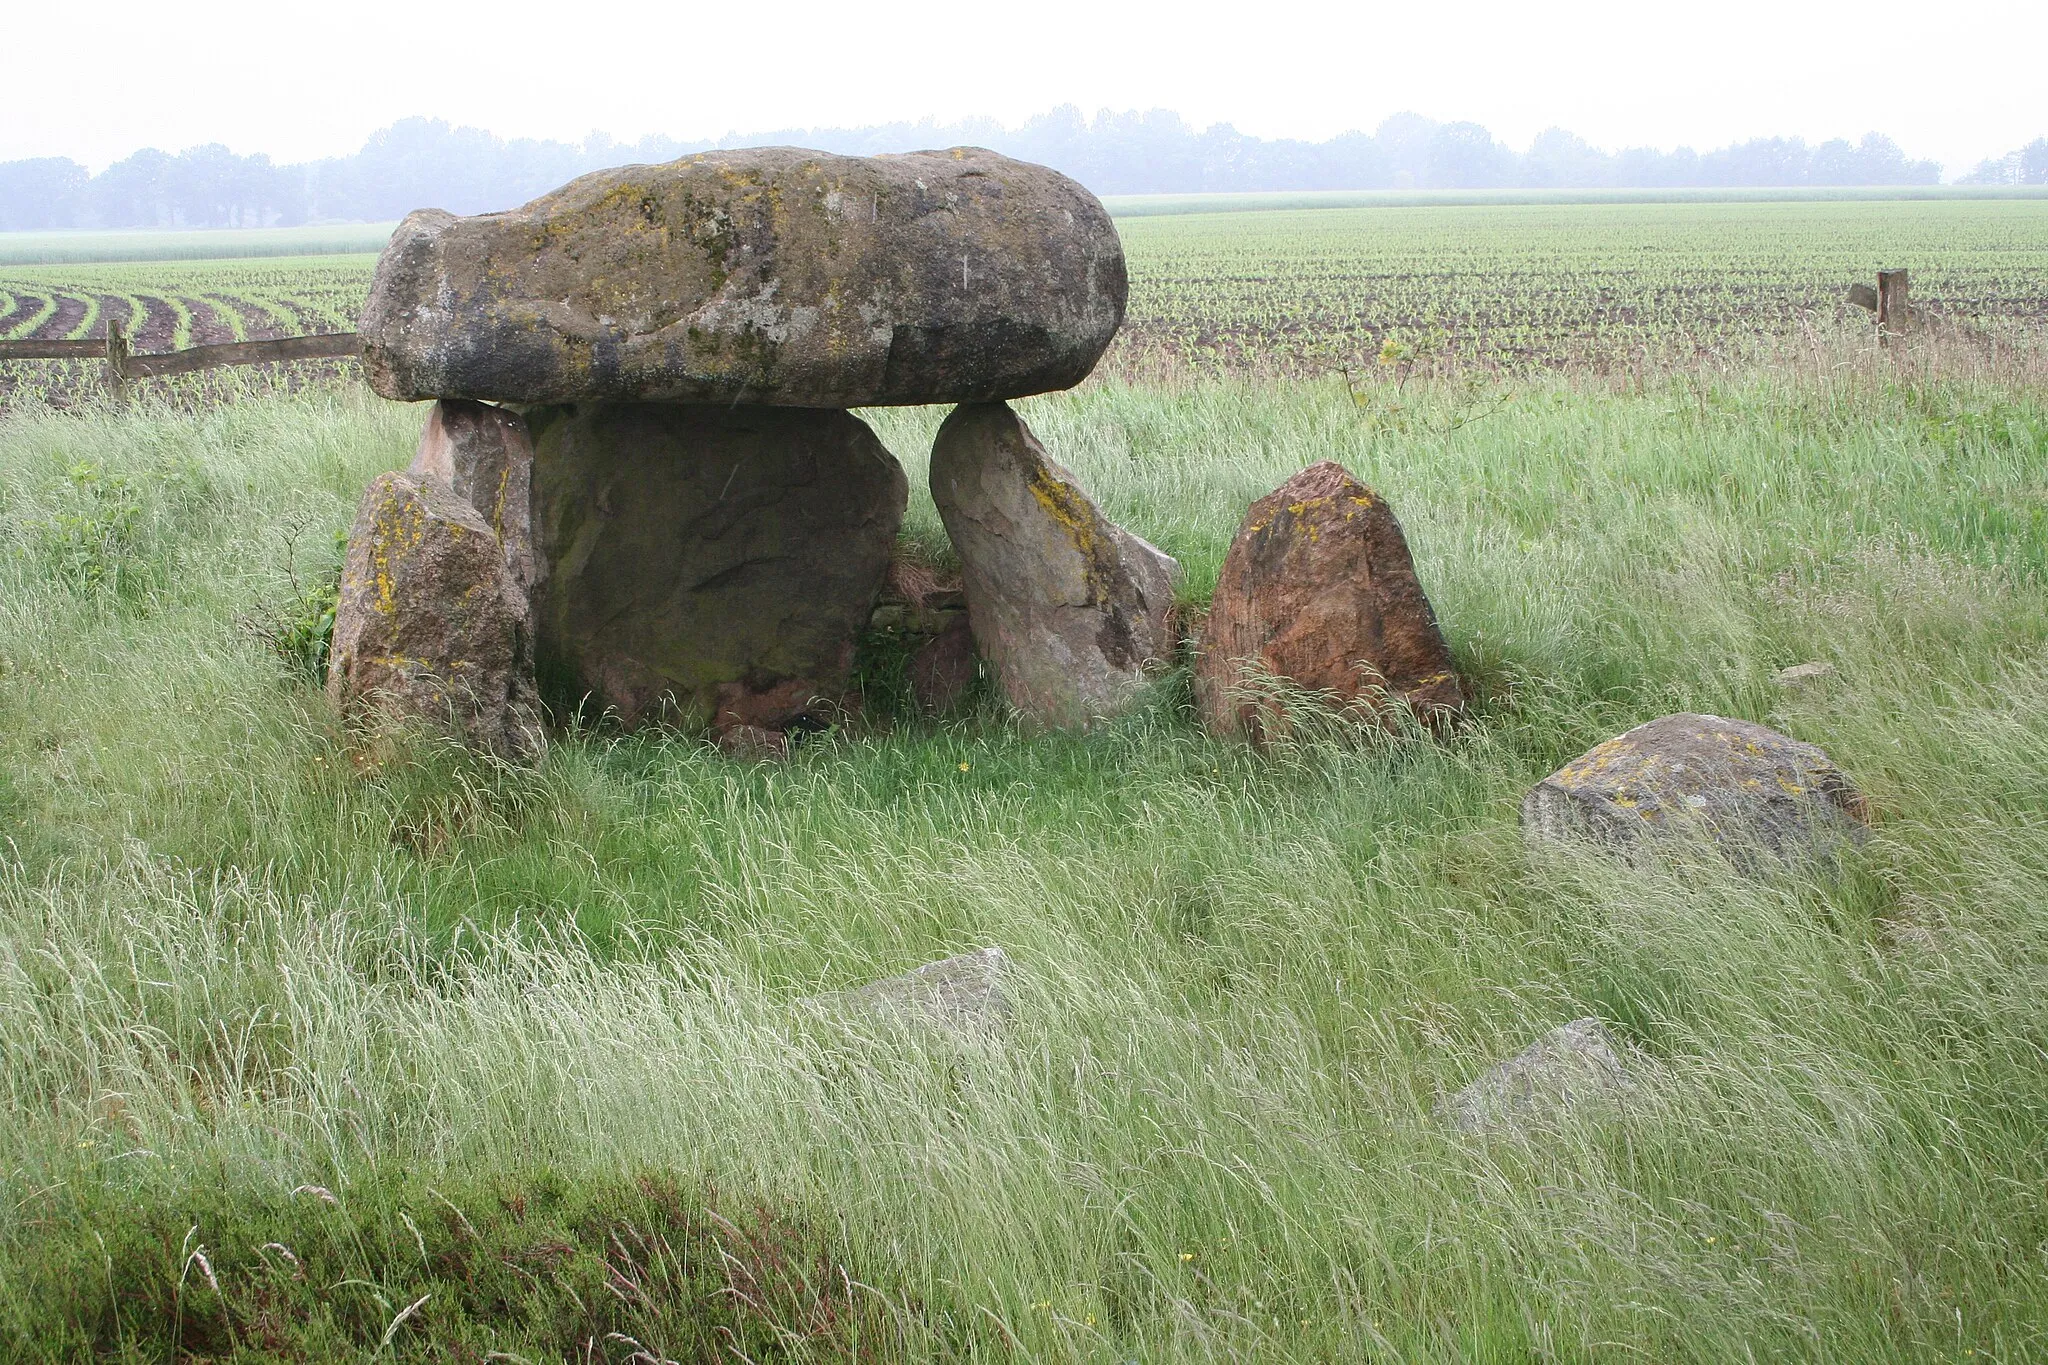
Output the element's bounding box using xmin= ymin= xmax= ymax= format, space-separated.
xmin=0 ymin=107 xmax=2040 ymax=232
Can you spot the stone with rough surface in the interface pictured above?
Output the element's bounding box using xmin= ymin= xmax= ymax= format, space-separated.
xmin=871 ymin=559 xmax=978 ymax=714
xmin=328 ymin=473 xmax=542 ymax=760
xmin=527 ymin=402 xmax=906 ymax=732
xmin=1196 ymin=461 xmax=1462 ymax=742
xmin=834 ymin=947 xmax=1012 ymax=1036
xmin=408 ymin=399 xmax=540 ymax=595
xmin=1444 ymin=1019 xmax=1635 ymax=1134
xmin=1522 ymin=713 xmax=1868 ymax=867
xmin=1773 ymin=660 xmax=1837 ymax=690
xmin=360 ymin=147 xmax=1126 ymax=407
xmin=929 ymin=401 xmax=1178 ymax=730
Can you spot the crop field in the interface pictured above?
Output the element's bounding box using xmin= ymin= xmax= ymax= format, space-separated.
xmin=1113 ymin=198 xmax=2048 ymax=371
xmin=5 ymin=197 xmax=2047 ymax=411
xmin=0 ymin=255 xmax=366 ymax=349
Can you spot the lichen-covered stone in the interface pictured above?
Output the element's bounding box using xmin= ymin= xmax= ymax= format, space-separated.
xmin=1443 ymin=1019 xmax=1635 ymax=1134
xmin=360 ymin=147 xmax=1126 ymax=407
xmin=1196 ymin=461 xmax=1462 ymax=742
xmin=408 ymin=399 xmax=540 ymax=595
xmin=527 ymin=402 xmax=906 ymax=732
xmin=1522 ymin=713 xmax=1868 ymax=867
xmin=327 ymin=473 xmax=542 ymax=760
xmin=929 ymin=401 xmax=1178 ymax=730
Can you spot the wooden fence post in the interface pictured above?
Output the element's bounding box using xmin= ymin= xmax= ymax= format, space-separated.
xmin=104 ymin=320 xmax=130 ymax=400
xmin=1876 ymin=269 xmax=1910 ymax=346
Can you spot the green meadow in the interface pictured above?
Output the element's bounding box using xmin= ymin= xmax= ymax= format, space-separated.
xmin=3 ymin=343 xmax=2046 ymax=1357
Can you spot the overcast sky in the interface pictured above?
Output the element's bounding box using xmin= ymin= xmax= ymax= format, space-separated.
xmin=9 ymin=0 xmax=2042 ymax=175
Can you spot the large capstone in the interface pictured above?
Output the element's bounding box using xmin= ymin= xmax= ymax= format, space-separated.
xmin=327 ymin=473 xmax=543 ymax=760
xmin=360 ymin=147 xmax=1127 ymax=408
xmin=929 ymin=401 xmax=1179 ymax=730
xmin=527 ymin=402 xmax=907 ymax=732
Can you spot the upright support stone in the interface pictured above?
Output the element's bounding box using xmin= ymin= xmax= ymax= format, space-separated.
xmin=929 ymin=401 xmax=1179 ymax=730
xmin=327 ymin=473 xmax=543 ymax=760
xmin=409 ymin=399 xmax=540 ymax=595
xmin=527 ymin=402 xmax=907 ymax=734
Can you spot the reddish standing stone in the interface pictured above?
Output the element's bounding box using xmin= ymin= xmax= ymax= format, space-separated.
xmin=1195 ymin=461 xmax=1462 ymax=742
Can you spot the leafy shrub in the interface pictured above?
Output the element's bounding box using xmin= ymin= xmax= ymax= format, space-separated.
xmin=25 ymin=461 xmax=144 ymax=592
xmin=246 ymin=525 xmax=346 ymax=684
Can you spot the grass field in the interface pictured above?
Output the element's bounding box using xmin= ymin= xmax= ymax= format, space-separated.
xmin=4 ymin=333 xmax=2048 ymax=1358
xmin=0 ymin=224 xmax=401 ymax=267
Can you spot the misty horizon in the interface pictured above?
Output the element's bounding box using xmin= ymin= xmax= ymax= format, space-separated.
xmin=1 ymin=104 xmax=2032 ymax=182
xmin=5 ymin=107 xmax=2045 ymax=235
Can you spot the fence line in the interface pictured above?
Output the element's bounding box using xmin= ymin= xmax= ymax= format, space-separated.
xmin=0 ymin=320 xmax=359 ymax=396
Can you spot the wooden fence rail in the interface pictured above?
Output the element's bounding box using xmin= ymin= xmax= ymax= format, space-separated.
xmin=0 ymin=321 xmax=359 ymax=397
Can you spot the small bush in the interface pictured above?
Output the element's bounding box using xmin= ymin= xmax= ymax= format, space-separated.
xmin=245 ymin=525 xmax=346 ymax=684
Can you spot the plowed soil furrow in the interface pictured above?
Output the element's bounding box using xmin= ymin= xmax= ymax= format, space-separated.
xmin=129 ymin=296 xmax=181 ymax=353
xmin=39 ymin=294 xmax=88 ymax=340
xmin=103 ymin=296 xmax=143 ymax=336
xmin=0 ymin=292 xmax=42 ymax=337
xmin=205 ymin=293 xmax=272 ymax=340
xmin=181 ymin=296 xmax=235 ymax=348
xmin=260 ymin=294 xmax=327 ymax=336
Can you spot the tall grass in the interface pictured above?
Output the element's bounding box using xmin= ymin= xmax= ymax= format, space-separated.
xmin=1 ymin=364 xmax=2045 ymax=1359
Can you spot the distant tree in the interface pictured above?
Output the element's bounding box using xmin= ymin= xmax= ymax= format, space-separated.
xmin=1374 ymin=112 xmax=1439 ymax=188
xmin=1312 ymin=131 xmax=1394 ymax=190
xmin=2024 ymin=138 xmax=2048 ymax=185
xmin=0 ymin=157 xmax=87 ymax=229
xmin=92 ymin=148 xmax=177 ymax=226
xmin=1957 ymin=137 xmax=2047 ymax=186
xmin=1523 ymin=128 xmax=1612 ymax=188
xmin=1810 ymin=138 xmax=1863 ymax=185
xmin=1702 ymin=137 xmax=1811 ymax=187
xmin=1959 ymin=154 xmax=2017 ymax=185
xmin=1427 ymin=122 xmax=1511 ymax=189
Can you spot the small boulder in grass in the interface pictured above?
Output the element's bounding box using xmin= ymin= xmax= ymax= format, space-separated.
xmin=1521 ymin=713 xmax=1868 ymax=870
xmin=1773 ymin=660 xmax=1837 ymax=690
xmin=1443 ymin=1018 xmax=1635 ymax=1134
xmin=908 ymin=617 xmax=979 ymax=714
xmin=715 ymin=725 xmax=789 ymax=762
xmin=1196 ymin=461 xmax=1463 ymax=744
xmin=822 ymin=947 xmax=1012 ymax=1038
